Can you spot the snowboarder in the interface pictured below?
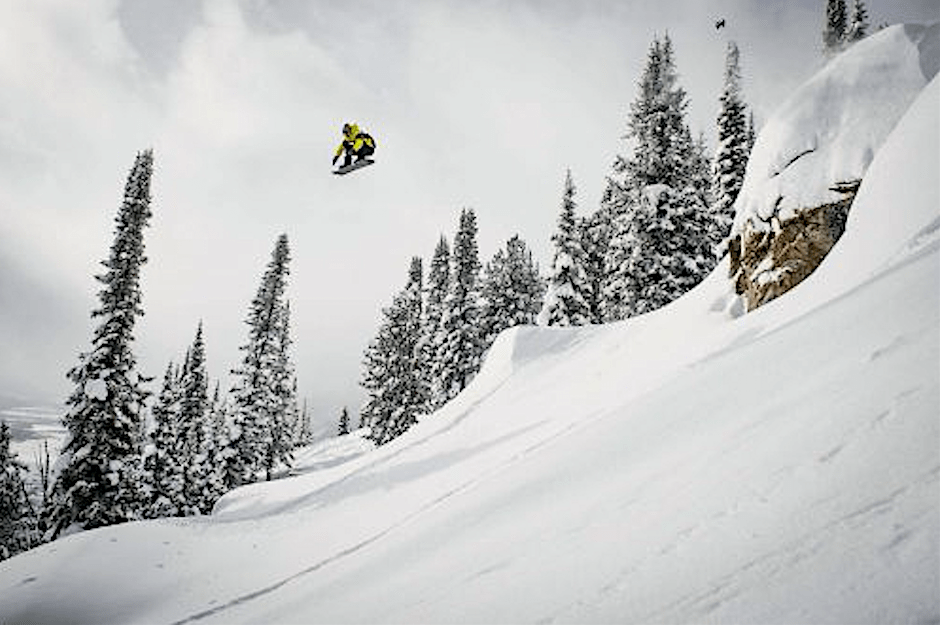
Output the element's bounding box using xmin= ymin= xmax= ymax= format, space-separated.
xmin=333 ymin=122 xmax=376 ymax=173
xmin=715 ymin=18 xmax=726 ymax=30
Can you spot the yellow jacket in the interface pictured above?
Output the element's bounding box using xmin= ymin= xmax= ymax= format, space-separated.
xmin=334 ymin=123 xmax=375 ymax=156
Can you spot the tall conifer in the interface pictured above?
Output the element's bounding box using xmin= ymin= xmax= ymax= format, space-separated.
xmin=847 ymin=0 xmax=869 ymax=42
xmin=337 ymin=407 xmax=351 ymax=436
xmin=361 ymin=258 xmax=429 ymax=445
xmin=824 ymin=0 xmax=848 ymax=53
xmin=712 ymin=41 xmax=749 ymax=250
xmin=1 ymin=421 xmax=38 ymax=559
xmin=225 ymin=234 xmax=293 ymax=487
xmin=45 ymin=149 xmax=154 ymax=538
xmin=481 ymin=234 xmax=543 ymax=343
xmin=539 ymin=170 xmax=590 ymax=327
xmin=144 ymin=363 xmax=186 ymax=518
xmin=425 ymin=236 xmax=451 ymax=408
xmin=435 ymin=209 xmax=484 ymax=402
xmin=601 ymin=35 xmax=714 ymax=320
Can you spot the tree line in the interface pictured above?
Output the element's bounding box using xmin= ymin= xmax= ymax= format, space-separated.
xmin=357 ymin=31 xmax=760 ymax=443
xmin=354 ymin=3 xmax=874 ymax=445
xmin=2 ymin=151 xmax=310 ymax=557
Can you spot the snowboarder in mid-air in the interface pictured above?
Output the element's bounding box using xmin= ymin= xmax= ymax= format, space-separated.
xmin=333 ymin=122 xmax=376 ymax=174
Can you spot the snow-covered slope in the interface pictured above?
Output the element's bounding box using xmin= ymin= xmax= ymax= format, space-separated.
xmin=1 ymin=28 xmax=938 ymax=625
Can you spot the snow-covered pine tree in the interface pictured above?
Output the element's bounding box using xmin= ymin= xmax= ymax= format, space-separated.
xmin=823 ymin=0 xmax=848 ymax=53
xmin=424 ymin=236 xmax=451 ymax=409
xmin=600 ymin=201 xmax=640 ymax=321
xmin=45 ymin=149 xmax=154 ymax=539
xmin=481 ymin=234 xmax=544 ymax=344
xmin=293 ymin=399 xmax=313 ymax=447
xmin=285 ymin=378 xmax=301 ymax=446
xmin=602 ymin=34 xmax=701 ymax=321
xmin=538 ymin=170 xmax=590 ymax=327
xmin=686 ymin=130 xmax=714 ymax=209
xmin=202 ymin=388 xmax=230 ymax=507
xmin=435 ymin=209 xmax=484 ymax=402
xmin=426 ymin=237 xmax=451 ymax=336
xmin=263 ymin=300 xmax=298 ymax=481
xmin=746 ymin=110 xmax=758 ymax=156
xmin=579 ymin=206 xmax=611 ymax=324
xmin=225 ymin=234 xmax=293 ymax=488
xmin=712 ymin=41 xmax=749 ymax=251
xmin=176 ymin=323 xmax=210 ymax=512
xmin=33 ymin=440 xmax=52 ymax=512
xmin=337 ymin=406 xmax=351 ymax=436
xmin=624 ymin=34 xmax=691 ymax=192
xmin=1 ymin=421 xmax=38 ymax=560
xmin=360 ymin=258 xmax=429 ymax=445
xmin=143 ymin=363 xmax=186 ymax=518
xmin=624 ymin=184 xmax=715 ymax=315
xmin=847 ymin=0 xmax=869 ymax=42
xmin=176 ymin=322 xmax=226 ymax=512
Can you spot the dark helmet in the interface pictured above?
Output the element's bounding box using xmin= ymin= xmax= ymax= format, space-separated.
xmin=342 ymin=123 xmax=352 ymax=134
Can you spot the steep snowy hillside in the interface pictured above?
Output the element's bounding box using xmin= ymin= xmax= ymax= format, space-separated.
xmin=1 ymin=27 xmax=938 ymax=625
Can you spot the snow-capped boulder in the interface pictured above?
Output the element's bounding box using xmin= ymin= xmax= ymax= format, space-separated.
xmin=729 ymin=22 xmax=940 ymax=311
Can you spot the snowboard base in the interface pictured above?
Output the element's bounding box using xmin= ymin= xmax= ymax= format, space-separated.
xmin=333 ymin=159 xmax=375 ymax=175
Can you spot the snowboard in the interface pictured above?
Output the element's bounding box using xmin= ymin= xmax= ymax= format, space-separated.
xmin=333 ymin=159 xmax=375 ymax=175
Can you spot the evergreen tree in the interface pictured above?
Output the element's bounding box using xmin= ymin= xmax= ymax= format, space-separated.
xmin=435 ymin=209 xmax=484 ymax=402
xmin=225 ymin=234 xmax=294 ymax=488
xmin=598 ymin=34 xmax=719 ymax=321
xmin=202 ymin=391 xmax=231 ymax=507
xmin=601 ymin=202 xmax=641 ymax=321
xmin=424 ymin=236 xmax=451 ymax=408
xmin=32 ymin=440 xmax=52 ymax=513
xmin=624 ymin=34 xmax=692 ymax=192
xmin=621 ymin=185 xmax=715 ymax=315
xmin=686 ymin=130 xmax=714 ymax=208
xmin=338 ymin=407 xmax=351 ymax=436
xmin=601 ymin=34 xmax=703 ymax=322
xmin=538 ymin=170 xmax=590 ymax=327
xmin=481 ymin=234 xmax=544 ymax=343
xmin=45 ymin=149 xmax=154 ymax=538
xmin=1 ymin=421 xmax=38 ymax=560
xmin=712 ymin=41 xmax=749 ymax=251
xmin=177 ymin=323 xmax=212 ymax=512
xmin=361 ymin=258 xmax=429 ymax=445
xmin=264 ymin=301 xmax=298 ymax=481
xmin=143 ymin=363 xmax=186 ymax=518
xmin=824 ymin=0 xmax=848 ymax=53
xmin=294 ymin=399 xmax=314 ymax=447
xmin=847 ymin=0 xmax=869 ymax=42
xmin=425 ymin=237 xmax=451 ymax=337
xmin=579 ymin=206 xmax=611 ymax=324
xmin=746 ymin=111 xmax=758 ymax=156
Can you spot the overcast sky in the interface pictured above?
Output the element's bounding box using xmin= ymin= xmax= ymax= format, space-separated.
xmin=1 ymin=0 xmax=937 ymax=431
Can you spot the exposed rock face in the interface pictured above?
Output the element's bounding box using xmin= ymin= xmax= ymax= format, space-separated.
xmin=729 ymin=181 xmax=858 ymax=311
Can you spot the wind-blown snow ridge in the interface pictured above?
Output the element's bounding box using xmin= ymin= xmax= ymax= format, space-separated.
xmin=1 ymin=23 xmax=938 ymax=625
xmin=732 ymin=22 xmax=939 ymax=236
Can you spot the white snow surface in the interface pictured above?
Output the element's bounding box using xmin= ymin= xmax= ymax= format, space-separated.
xmin=1 ymin=30 xmax=939 ymax=625
xmin=732 ymin=22 xmax=939 ymax=237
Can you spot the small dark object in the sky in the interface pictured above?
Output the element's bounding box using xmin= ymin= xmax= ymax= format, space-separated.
xmin=715 ymin=18 xmax=726 ymax=30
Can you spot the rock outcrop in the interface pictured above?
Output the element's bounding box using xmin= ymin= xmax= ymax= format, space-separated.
xmin=729 ymin=180 xmax=857 ymax=310
xmin=728 ymin=23 xmax=939 ymax=311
